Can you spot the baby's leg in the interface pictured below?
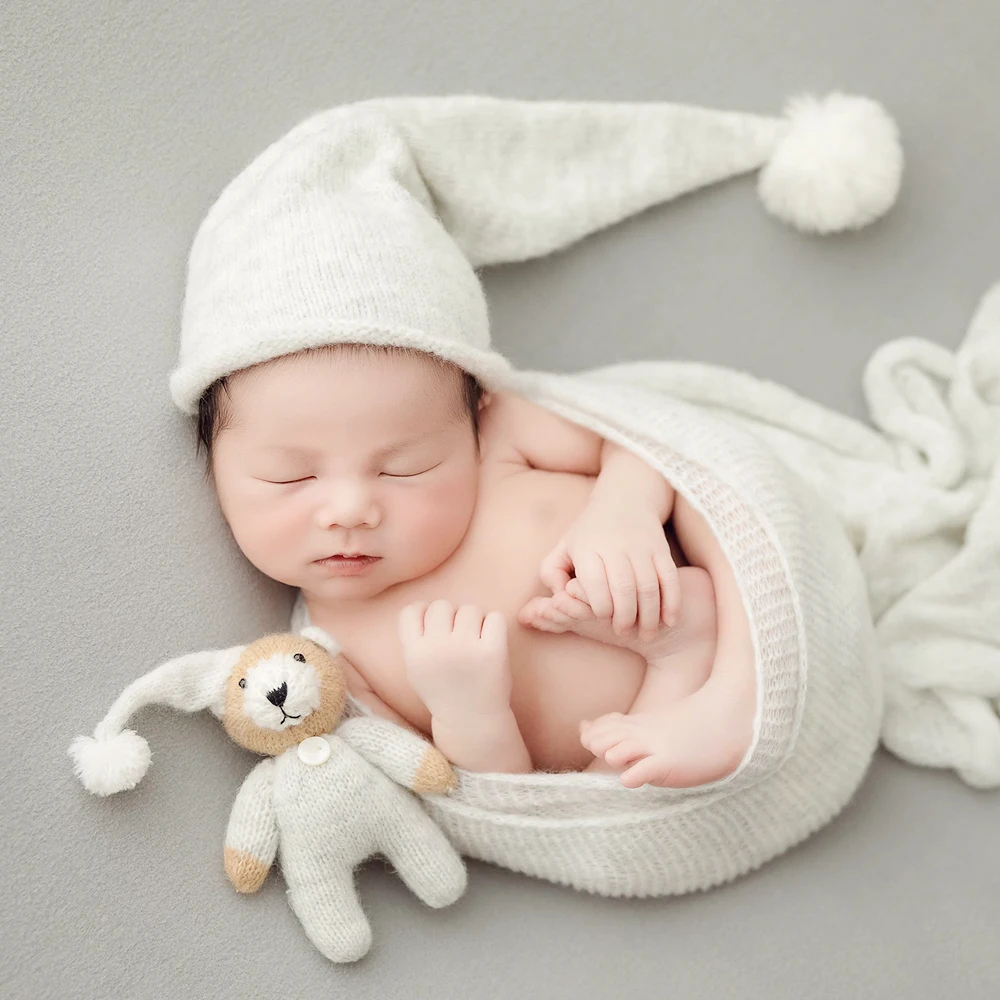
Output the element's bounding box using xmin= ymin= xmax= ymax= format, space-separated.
xmin=575 ymin=569 xmax=718 ymax=778
xmin=573 ymin=568 xmax=716 ymax=775
xmin=585 ymin=497 xmax=756 ymax=787
xmin=528 ymin=568 xmax=748 ymax=787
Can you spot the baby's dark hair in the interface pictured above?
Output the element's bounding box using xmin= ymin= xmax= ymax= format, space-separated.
xmin=196 ymin=344 xmax=484 ymax=463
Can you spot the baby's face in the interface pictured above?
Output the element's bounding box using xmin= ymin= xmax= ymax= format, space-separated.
xmin=211 ymin=349 xmax=483 ymax=603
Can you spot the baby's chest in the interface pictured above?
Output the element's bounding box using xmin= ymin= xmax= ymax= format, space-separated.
xmin=324 ymin=467 xmax=608 ymax=707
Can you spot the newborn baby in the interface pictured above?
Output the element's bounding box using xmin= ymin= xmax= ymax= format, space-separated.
xmin=205 ymin=343 xmax=756 ymax=789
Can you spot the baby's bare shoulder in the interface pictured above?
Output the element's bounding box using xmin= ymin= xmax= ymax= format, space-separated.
xmin=480 ymin=391 xmax=603 ymax=475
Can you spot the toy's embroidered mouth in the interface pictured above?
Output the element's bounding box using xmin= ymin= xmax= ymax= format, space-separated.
xmin=279 ymin=708 xmax=302 ymax=724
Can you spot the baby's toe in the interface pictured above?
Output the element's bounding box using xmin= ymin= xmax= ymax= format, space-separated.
xmin=520 ymin=597 xmax=574 ymax=633
xmin=603 ymin=738 xmax=647 ymax=769
xmin=552 ymin=590 xmax=595 ymax=621
xmin=620 ymin=755 xmax=673 ymax=789
xmin=579 ymin=712 xmax=634 ymax=757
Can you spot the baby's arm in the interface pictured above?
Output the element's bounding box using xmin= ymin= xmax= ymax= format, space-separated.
xmin=399 ymin=600 xmax=533 ymax=775
xmin=487 ymin=392 xmax=674 ymax=519
xmin=429 ymin=707 xmax=532 ymax=775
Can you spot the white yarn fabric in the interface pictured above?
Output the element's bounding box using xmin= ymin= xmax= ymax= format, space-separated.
xmin=226 ymin=718 xmax=466 ymax=963
xmin=290 ymin=283 xmax=999 ymax=894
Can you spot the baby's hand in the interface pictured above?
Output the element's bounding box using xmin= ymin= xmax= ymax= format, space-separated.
xmin=398 ymin=600 xmax=511 ymax=719
xmin=535 ymin=498 xmax=681 ymax=638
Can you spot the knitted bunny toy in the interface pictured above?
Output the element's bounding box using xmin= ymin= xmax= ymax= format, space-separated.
xmin=69 ymin=626 xmax=467 ymax=963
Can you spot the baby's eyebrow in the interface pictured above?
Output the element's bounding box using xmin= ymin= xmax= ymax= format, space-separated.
xmin=258 ymin=433 xmax=434 ymax=460
xmin=373 ymin=434 xmax=431 ymax=459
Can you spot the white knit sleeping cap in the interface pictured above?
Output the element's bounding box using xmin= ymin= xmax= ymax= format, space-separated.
xmin=170 ymin=92 xmax=903 ymax=412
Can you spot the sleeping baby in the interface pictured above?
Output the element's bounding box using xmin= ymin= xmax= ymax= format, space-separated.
xmin=202 ymin=342 xmax=756 ymax=789
xmin=155 ymin=91 xmax=880 ymax=792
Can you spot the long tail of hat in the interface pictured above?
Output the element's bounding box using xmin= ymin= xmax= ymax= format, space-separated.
xmin=363 ymin=91 xmax=902 ymax=261
xmin=69 ymin=645 xmax=244 ymax=796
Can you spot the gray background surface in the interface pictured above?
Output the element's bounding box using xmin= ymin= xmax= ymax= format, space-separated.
xmin=3 ymin=1 xmax=1000 ymax=997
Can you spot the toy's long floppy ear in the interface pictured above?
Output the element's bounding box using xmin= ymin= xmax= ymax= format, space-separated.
xmin=68 ymin=644 xmax=245 ymax=796
xmin=298 ymin=626 xmax=341 ymax=656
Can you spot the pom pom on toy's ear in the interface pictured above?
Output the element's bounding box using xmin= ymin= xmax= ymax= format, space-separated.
xmin=758 ymin=93 xmax=903 ymax=234
xmin=68 ymin=644 xmax=243 ymax=796
xmin=69 ymin=730 xmax=152 ymax=797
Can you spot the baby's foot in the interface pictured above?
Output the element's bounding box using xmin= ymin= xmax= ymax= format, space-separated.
xmin=519 ymin=578 xmax=680 ymax=657
xmin=580 ymin=691 xmax=752 ymax=789
xmin=519 ymin=578 xmax=645 ymax=644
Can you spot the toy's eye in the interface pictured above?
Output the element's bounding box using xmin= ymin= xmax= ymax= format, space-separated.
xmin=293 ymin=652 xmax=306 ymax=663
xmin=238 ymin=678 xmax=246 ymax=688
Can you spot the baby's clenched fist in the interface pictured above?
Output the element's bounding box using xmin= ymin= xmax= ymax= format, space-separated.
xmin=398 ymin=600 xmax=511 ymax=719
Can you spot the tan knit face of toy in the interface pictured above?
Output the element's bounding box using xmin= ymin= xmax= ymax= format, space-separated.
xmin=210 ymin=347 xmax=484 ymax=602
xmin=222 ymin=633 xmax=347 ymax=755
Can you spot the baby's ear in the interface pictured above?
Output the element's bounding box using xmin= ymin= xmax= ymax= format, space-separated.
xmin=298 ymin=626 xmax=341 ymax=656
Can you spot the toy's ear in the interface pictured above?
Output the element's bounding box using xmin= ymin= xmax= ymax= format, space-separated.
xmin=298 ymin=626 xmax=341 ymax=657
xmin=69 ymin=643 xmax=245 ymax=796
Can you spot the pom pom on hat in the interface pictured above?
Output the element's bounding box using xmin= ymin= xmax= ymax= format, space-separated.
xmin=758 ymin=93 xmax=903 ymax=234
xmin=171 ymin=90 xmax=904 ymax=413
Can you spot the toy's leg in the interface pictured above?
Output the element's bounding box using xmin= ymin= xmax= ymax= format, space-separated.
xmin=286 ymin=868 xmax=372 ymax=963
xmin=380 ymin=801 xmax=467 ymax=908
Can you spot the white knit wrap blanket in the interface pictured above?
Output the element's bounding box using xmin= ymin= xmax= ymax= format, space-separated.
xmin=589 ymin=283 xmax=1000 ymax=791
xmin=290 ymin=282 xmax=999 ymax=897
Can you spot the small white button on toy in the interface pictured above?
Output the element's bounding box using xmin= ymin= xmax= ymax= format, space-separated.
xmin=297 ymin=736 xmax=331 ymax=766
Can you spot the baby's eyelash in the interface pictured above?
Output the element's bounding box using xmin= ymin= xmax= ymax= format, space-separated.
xmin=259 ymin=462 xmax=442 ymax=485
xmin=381 ymin=462 xmax=442 ymax=478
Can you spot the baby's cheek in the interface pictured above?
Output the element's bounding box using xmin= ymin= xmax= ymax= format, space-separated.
xmin=227 ymin=496 xmax=305 ymax=572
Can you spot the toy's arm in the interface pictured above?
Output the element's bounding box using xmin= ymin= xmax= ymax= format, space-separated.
xmin=224 ymin=758 xmax=278 ymax=893
xmin=337 ymin=716 xmax=457 ymax=795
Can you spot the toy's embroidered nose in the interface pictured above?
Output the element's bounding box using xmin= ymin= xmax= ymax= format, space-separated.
xmin=266 ymin=682 xmax=288 ymax=708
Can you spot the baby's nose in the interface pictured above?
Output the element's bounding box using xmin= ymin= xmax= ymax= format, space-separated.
xmin=315 ymin=482 xmax=380 ymax=530
xmin=266 ymin=682 xmax=288 ymax=707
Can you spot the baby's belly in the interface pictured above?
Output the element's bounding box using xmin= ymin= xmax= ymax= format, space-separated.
xmin=328 ymin=462 xmax=649 ymax=773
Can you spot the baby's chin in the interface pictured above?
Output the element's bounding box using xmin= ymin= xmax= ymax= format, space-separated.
xmin=296 ymin=556 xmax=410 ymax=603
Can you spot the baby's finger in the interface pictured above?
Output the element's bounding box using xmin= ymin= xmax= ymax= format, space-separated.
xmin=398 ymin=602 xmax=429 ymax=640
xmin=604 ymin=552 xmax=638 ymax=636
xmin=575 ymin=552 xmax=614 ymax=621
xmin=538 ymin=547 xmax=573 ymax=594
xmin=454 ymin=604 xmax=486 ymax=636
xmin=654 ymin=552 xmax=681 ymax=627
xmin=631 ymin=555 xmax=662 ymax=640
xmin=480 ymin=610 xmax=509 ymax=650
xmin=551 ymin=590 xmax=595 ymax=622
xmin=424 ymin=599 xmax=457 ymax=634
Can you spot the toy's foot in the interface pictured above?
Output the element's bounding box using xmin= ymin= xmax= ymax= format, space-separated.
xmin=580 ymin=694 xmax=751 ymax=790
xmin=519 ymin=578 xmax=674 ymax=652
